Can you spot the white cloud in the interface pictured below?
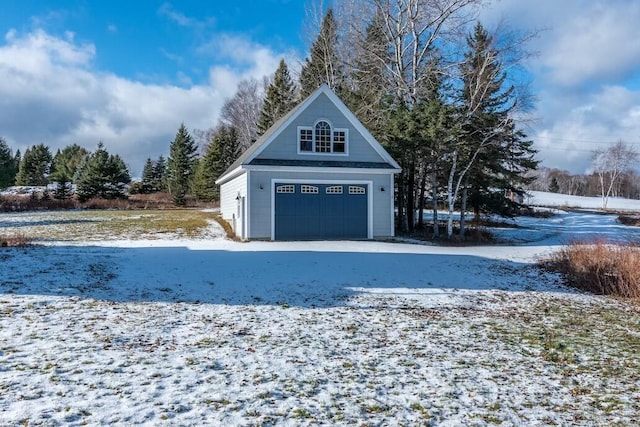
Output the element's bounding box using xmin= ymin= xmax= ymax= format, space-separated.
xmin=480 ymin=0 xmax=640 ymax=173
xmin=0 ymin=29 xmax=290 ymax=176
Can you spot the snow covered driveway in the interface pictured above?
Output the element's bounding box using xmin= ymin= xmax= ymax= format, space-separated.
xmin=1 ymin=213 xmax=639 ymax=425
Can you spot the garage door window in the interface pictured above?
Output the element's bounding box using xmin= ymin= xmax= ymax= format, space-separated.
xmin=277 ymin=185 xmax=295 ymax=193
xmin=326 ymin=186 xmax=343 ymax=194
xmin=301 ymin=185 xmax=319 ymax=194
xmin=349 ymin=186 xmax=366 ymax=195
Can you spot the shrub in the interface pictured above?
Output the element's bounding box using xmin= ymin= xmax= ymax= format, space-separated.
xmin=0 ymin=233 xmax=31 ymax=247
xmin=618 ymin=215 xmax=640 ymax=227
xmin=549 ymin=239 xmax=640 ymax=298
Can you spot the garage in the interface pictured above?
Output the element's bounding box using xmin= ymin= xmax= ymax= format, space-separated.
xmin=274 ymin=183 xmax=368 ymax=240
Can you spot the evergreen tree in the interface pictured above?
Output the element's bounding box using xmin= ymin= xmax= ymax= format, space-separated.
xmin=15 ymin=143 xmax=52 ymax=186
xmin=299 ymin=7 xmax=343 ymax=98
xmin=0 ymin=138 xmax=18 ymax=189
xmin=191 ymin=143 xmax=220 ymax=202
xmin=75 ymin=143 xmax=130 ymax=202
xmin=257 ymin=59 xmax=297 ymax=136
xmin=457 ymin=22 xmax=537 ymax=229
xmin=140 ymin=158 xmax=155 ymax=193
xmin=346 ymin=10 xmax=390 ymax=139
xmin=166 ymin=123 xmax=198 ymax=206
xmin=549 ymin=177 xmax=560 ymax=193
xmin=152 ymin=155 xmax=167 ymax=192
xmin=50 ymin=144 xmax=89 ymax=199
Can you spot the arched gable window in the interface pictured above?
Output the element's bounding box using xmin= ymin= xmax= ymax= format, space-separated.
xmin=298 ymin=120 xmax=348 ymax=154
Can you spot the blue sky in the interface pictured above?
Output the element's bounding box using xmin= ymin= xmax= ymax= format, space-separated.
xmin=1 ymin=0 xmax=640 ymax=176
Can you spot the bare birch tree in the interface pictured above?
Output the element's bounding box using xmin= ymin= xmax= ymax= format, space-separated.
xmin=220 ymin=78 xmax=264 ymax=151
xmin=591 ymin=140 xmax=639 ymax=209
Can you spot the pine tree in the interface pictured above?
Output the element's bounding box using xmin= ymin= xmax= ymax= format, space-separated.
xmin=346 ymin=10 xmax=390 ymax=139
xmin=15 ymin=143 xmax=52 ymax=186
xmin=299 ymin=7 xmax=342 ymax=98
xmin=50 ymin=144 xmax=89 ymax=199
xmin=457 ymin=22 xmax=536 ymax=229
xmin=152 ymin=155 xmax=167 ymax=192
xmin=166 ymin=123 xmax=198 ymax=206
xmin=0 ymin=138 xmax=18 ymax=189
xmin=191 ymin=143 xmax=220 ymax=202
xmin=257 ymin=60 xmax=297 ymax=136
xmin=75 ymin=143 xmax=130 ymax=202
xmin=140 ymin=158 xmax=155 ymax=193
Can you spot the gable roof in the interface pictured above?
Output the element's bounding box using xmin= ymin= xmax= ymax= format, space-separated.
xmin=216 ymin=84 xmax=400 ymax=185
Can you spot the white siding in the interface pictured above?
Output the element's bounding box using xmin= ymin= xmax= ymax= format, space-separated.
xmin=219 ymin=172 xmax=247 ymax=236
xmin=249 ymin=170 xmax=395 ymax=240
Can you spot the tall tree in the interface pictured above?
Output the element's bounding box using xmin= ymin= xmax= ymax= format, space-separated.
xmin=299 ymin=7 xmax=343 ymax=98
xmin=220 ymin=78 xmax=264 ymax=151
xmin=50 ymin=144 xmax=89 ymax=199
xmin=152 ymin=155 xmax=167 ymax=192
xmin=15 ymin=143 xmax=52 ymax=186
xmin=75 ymin=143 xmax=130 ymax=202
xmin=191 ymin=143 xmax=220 ymax=202
xmin=257 ymin=59 xmax=297 ymax=136
xmin=0 ymin=138 xmax=18 ymax=189
xmin=591 ymin=140 xmax=639 ymax=209
xmin=345 ymin=8 xmax=390 ymax=139
xmin=444 ymin=22 xmax=532 ymax=238
xmin=166 ymin=123 xmax=198 ymax=206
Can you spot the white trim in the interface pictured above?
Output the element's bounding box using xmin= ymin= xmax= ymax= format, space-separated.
xmin=215 ymin=166 xmax=244 ymax=185
xmin=296 ymin=119 xmax=349 ymax=157
xmin=245 ymin=165 xmax=400 ymax=174
xmin=389 ymin=173 xmax=395 ymax=237
xmin=270 ymin=178 xmax=374 ymax=241
xmin=246 ymin=170 xmax=251 ymax=238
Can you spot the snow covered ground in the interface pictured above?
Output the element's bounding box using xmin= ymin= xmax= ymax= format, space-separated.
xmin=526 ymin=190 xmax=640 ymax=211
xmin=1 ymin=198 xmax=640 ymax=425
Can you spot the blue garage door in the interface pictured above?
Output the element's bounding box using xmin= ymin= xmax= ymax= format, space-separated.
xmin=275 ymin=183 xmax=368 ymax=240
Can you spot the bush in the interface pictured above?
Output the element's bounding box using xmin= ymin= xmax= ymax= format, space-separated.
xmin=549 ymin=239 xmax=640 ymax=298
xmin=0 ymin=232 xmax=31 ymax=247
xmin=618 ymin=215 xmax=640 ymax=227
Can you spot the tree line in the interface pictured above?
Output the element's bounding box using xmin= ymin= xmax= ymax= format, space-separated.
xmin=6 ymin=1 xmax=633 ymax=233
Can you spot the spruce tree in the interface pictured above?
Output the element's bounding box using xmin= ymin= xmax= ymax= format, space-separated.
xmin=458 ymin=22 xmax=537 ymax=225
xmin=152 ymin=155 xmax=167 ymax=192
xmin=15 ymin=143 xmax=52 ymax=186
xmin=141 ymin=158 xmax=154 ymax=193
xmin=50 ymin=144 xmax=89 ymax=199
xmin=257 ymin=59 xmax=297 ymax=136
xmin=166 ymin=123 xmax=198 ymax=206
xmin=347 ymin=10 xmax=390 ymax=139
xmin=299 ymin=7 xmax=342 ymax=98
xmin=191 ymin=144 xmax=220 ymax=202
xmin=0 ymin=138 xmax=17 ymax=189
xmin=75 ymin=143 xmax=130 ymax=202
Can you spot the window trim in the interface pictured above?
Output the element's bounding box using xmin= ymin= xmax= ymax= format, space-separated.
xmin=297 ymin=119 xmax=349 ymax=156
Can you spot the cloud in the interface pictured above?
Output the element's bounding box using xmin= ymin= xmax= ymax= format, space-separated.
xmin=0 ymin=29 xmax=289 ymax=176
xmin=157 ymin=3 xmax=215 ymax=29
xmin=480 ymin=0 xmax=640 ymax=173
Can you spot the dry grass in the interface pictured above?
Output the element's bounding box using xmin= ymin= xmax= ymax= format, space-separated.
xmin=0 ymin=193 xmax=219 ymax=212
xmin=0 ymin=233 xmax=31 ymax=247
xmin=548 ymin=239 xmax=640 ymax=298
xmin=213 ymin=215 xmax=241 ymax=241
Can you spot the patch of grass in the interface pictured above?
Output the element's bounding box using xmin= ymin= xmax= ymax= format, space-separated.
xmin=212 ymin=214 xmax=241 ymax=241
xmin=1 ymin=209 xmax=219 ymax=241
xmin=546 ymin=239 xmax=640 ymax=298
